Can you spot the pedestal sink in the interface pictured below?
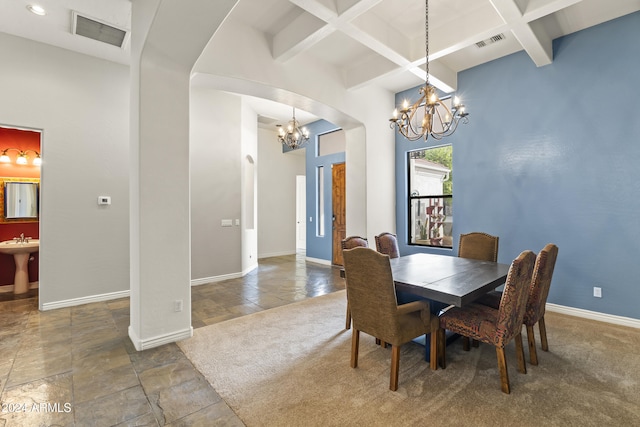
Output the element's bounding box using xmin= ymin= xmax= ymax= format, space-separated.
xmin=0 ymin=239 xmax=40 ymax=294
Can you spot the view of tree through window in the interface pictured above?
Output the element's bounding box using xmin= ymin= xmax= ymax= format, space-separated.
xmin=408 ymin=145 xmax=453 ymax=248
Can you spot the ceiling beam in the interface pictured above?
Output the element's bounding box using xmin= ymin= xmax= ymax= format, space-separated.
xmin=490 ymin=0 xmax=583 ymax=67
xmin=273 ymin=13 xmax=335 ymax=62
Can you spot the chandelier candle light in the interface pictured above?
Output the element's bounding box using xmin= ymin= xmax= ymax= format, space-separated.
xmin=277 ymin=107 xmax=309 ymax=149
xmin=390 ymin=0 xmax=469 ymax=141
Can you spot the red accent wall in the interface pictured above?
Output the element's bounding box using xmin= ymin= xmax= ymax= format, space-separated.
xmin=0 ymin=127 xmax=41 ymax=286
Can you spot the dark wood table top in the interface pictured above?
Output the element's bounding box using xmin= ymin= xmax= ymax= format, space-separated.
xmin=390 ymin=253 xmax=510 ymax=307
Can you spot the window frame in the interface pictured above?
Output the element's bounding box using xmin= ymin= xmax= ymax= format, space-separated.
xmin=407 ymin=146 xmax=453 ymax=249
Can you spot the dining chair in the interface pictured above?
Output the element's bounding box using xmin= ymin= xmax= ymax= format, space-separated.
xmin=343 ymin=247 xmax=439 ymax=391
xmin=458 ymin=232 xmax=499 ymax=262
xmin=457 ymin=232 xmax=499 ymax=349
xmin=475 ymin=243 xmax=559 ymax=365
xmin=438 ymin=250 xmax=535 ymax=394
xmin=341 ymin=236 xmax=368 ymax=330
xmin=374 ymin=232 xmax=400 ymax=259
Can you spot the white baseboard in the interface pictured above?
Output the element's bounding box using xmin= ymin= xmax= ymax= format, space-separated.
xmin=191 ymin=272 xmax=243 ymax=286
xmin=258 ymin=250 xmax=296 ymax=259
xmin=128 ymin=325 xmax=193 ymax=351
xmin=41 ymin=290 xmax=130 ymax=311
xmin=305 ymin=256 xmax=331 ymax=266
xmin=191 ymin=264 xmax=258 ymax=287
xmin=546 ymin=303 xmax=640 ymax=329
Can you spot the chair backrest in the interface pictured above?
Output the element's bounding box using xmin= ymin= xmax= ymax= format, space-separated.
xmin=524 ymin=243 xmax=559 ymax=326
xmin=374 ymin=232 xmax=400 ymax=259
xmin=458 ymin=232 xmax=499 ymax=262
xmin=342 ymin=247 xmax=401 ymax=339
xmin=495 ymin=250 xmax=535 ymax=348
xmin=341 ymin=236 xmax=368 ymax=250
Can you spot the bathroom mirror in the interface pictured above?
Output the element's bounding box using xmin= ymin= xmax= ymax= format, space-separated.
xmin=4 ymin=182 xmax=38 ymax=219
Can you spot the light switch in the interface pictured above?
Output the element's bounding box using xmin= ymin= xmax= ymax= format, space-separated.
xmin=221 ymin=219 xmax=233 ymax=227
xmin=235 ymin=219 xmax=240 ymax=226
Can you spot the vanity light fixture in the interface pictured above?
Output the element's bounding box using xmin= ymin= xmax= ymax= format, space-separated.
xmin=0 ymin=148 xmax=42 ymax=166
xmin=27 ymin=4 xmax=46 ymax=16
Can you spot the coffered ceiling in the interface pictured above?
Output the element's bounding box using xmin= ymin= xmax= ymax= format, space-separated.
xmin=1 ymin=0 xmax=638 ymax=124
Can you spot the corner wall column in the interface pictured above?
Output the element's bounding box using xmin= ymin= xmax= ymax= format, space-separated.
xmin=128 ymin=0 xmax=238 ymax=350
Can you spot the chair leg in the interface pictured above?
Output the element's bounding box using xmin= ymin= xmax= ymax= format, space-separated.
xmin=390 ymin=345 xmax=401 ymax=391
xmin=438 ymin=328 xmax=446 ymax=369
xmin=429 ymin=328 xmax=438 ymax=371
xmin=514 ymin=332 xmax=527 ymax=374
xmin=462 ymin=336 xmax=470 ymax=351
xmin=345 ymin=302 xmax=351 ymax=330
xmin=496 ymin=347 xmax=510 ymax=394
xmin=526 ymin=325 xmax=538 ymax=366
xmin=538 ymin=316 xmax=549 ymax=351
xmin=472 ymin=339 xmax=479 ymax=348
xmin=350 ymin=329 xmax=360 ymax=368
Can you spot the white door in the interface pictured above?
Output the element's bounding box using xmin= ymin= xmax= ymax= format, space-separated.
xmin=296 ymin=175 xmax=306 ymax=250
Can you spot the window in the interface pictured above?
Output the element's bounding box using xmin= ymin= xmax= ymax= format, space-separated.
xmin=317 ymin=129 xmax=345 ymax=156
xmin=317 ymin=166 xmax=325 ymax=236
xmin=408 ymin=145 xmax=453 ymax=248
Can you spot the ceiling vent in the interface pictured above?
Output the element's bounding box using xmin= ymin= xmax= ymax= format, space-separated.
xmin=475 ymin=33 xmax=506 ymax=48
xmin=72 ymin=11 xmax=129 ymax=49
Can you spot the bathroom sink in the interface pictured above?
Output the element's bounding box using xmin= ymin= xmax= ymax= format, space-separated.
xmin=0 ymin=239 xmax=40 ymax=255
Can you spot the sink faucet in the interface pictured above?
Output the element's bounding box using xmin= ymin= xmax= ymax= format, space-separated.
xmin=12 ymin=233 xmax=28 ymax=244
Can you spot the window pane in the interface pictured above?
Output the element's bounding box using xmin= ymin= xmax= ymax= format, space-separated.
xmin=317 ymin=129 xmax=345 ymax=157
xmin=408 ymin=145 xmax=452 ymax=248
xmin=317 ymin=166 xmax=324 ymax=236
xmin=410 ymin=197 xmax=452 ymax=248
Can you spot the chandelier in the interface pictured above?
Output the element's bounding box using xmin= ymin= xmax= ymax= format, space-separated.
xmin=389 ymin=0 xmax=469 ymax=141
xmin=277 ymin=108 xmax=309 ymax=149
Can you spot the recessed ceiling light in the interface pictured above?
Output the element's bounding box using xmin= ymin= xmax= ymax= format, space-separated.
xmin=27 ymin=5 xmax=46 ymax=16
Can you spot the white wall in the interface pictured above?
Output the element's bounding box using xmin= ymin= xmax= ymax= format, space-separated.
xmin=193 ymin=19 xmax=396 ymax=255
xmin=0 ymin=32 xmax=130 ymax=308
xmin=190 ymin=89 xmax=242 ymax=282
xmin=257 ymin=128 xmax=305 ymax=258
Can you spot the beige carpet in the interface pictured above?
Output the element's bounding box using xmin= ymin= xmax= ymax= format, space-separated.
xmin=178 ymin=291 xmax=640 ymax=426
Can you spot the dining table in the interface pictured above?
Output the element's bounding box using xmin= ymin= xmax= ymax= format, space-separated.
xmin=389 ymin=252 xmax=510 ymax=308
xmin=388 ymin=252 xmax=510 ymax=361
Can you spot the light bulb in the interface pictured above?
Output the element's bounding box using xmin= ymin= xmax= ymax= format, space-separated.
xmin=16 ymin=155 xmax=28 ymax=165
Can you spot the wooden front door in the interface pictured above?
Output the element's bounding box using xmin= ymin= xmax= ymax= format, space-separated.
xmin=332 ymin=162 xmax=346 ymax=265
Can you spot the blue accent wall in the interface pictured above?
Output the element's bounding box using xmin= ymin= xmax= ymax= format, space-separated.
xmin=304 ymin=120 xmax=343 ymax=261
xmin=395 ymin=12 xmax=640 ymax=319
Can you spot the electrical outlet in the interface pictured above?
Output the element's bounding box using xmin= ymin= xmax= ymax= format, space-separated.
xmin=593 ymin=287 xmax=602 ymax=298
xmin=174 ymin=299 xmax=183 ymax=312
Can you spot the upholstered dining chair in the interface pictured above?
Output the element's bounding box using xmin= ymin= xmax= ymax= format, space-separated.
xmin=439 ymin=250 xmax=535 ymax=394
xmin=476 ymin=243 xmax=559 ymax=365
xmin=458 ymin=232 xmax=499 ymax=262
xmin=343 ymin=247 xmax=439 ymax=391
xmin=341 ymin=236 xmax=368 ymax=330
xmin=375 ymin=232 xmax=400 ymax=259
xmin=458 ymin=232 xmax=499 ymax=349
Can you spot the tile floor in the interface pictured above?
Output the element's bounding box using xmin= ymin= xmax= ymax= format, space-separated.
xmin=0 ymin=253 xmax=344 ymax=426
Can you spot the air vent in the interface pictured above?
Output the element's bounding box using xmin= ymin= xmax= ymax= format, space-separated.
xmin=475 ymin=33 xmax=505 ymax=48
xmin=72 ymin=11 xmax=129 ymax=49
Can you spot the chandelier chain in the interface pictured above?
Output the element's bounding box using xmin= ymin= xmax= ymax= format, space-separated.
xmin=387 ymin=0 xmax=469 ymax=142
xmin=425 ymin=0 xmax=429 ymax=84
